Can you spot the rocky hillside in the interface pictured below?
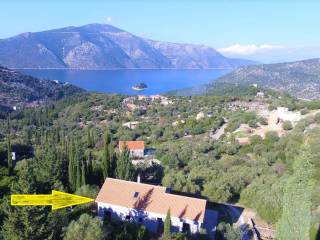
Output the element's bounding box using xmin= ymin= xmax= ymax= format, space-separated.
xmin=213 ymin=58 xmax=320 ymax=99
xmin=175 ymin=58 xmax=320 ymax=99
xmin=147 ymin=40 xmax=252 ymax=69
xmin=0 ymin=66 xmax=83 ymax=108
xmin=0 ymin=23 xmax=253 ymax=70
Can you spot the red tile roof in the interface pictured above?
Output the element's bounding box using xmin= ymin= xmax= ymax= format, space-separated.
xmin=95 ymin=178 xmax=207 ymax=222
xmin=119 ymin=141 xmax=145 ymax=150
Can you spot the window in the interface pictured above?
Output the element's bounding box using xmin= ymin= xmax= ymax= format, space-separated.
xmin=138 ymin=217 xmax=143 ymax=223
xmin=182 ymin=223 xmax=191 ymax=234
xmin=104 ymin=210 xmax=111 ymax=219
xmin=157 ymin=218 xmax=164 ymax=235
xmin=133 ymin=191 xmax=139 ymax=198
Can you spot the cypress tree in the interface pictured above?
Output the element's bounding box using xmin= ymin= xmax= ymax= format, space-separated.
xmin=2 ymin=163 xmax=54 ymax=240
xmin=73 ymin=142 xmax=82 ymax=190
xmin=81 ymin=160 xmax=86 ymax=186
xmin=7 ymin=116 xmax=12 ymax=176
xmin=25 ymin=128 xmax=32 ymax=145
xmin=62 ymin=130 xmax=66 ymax=153
xmin=76 ymin=161 xmax=81 ymax=190
xmin=109 ymin=144 xmax=116 ymax=177
xmin=102 ymin=133 xmax=111 ymax=179
xmin=87 ymin=151 xmax=93 ymax=184
xmin=276 ymin=150 xmax=313 ymax=240
xmin=40 ymin=127 xmax=44 ymax=144
xmin=87 ymin=128 xmax=92 ymax=148
xmin=68 ymin=139 xmax=75 ymax=191
xmin=55 ymin=127 xmax=60 ymax=143
xmin=91 ymin=128 xmax=96 ymax=147
xmin=163 ymin=209 xmax=172 ymax=239
xmin=116 ymin=146 xmax=133 ymax=181
xmin=44 ymin=130 xmax=48 ymax=144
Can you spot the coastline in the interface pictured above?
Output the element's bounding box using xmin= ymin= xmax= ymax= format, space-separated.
xmin=132 ymin=87 xmax=147 ymax=91
xmin=12 ymin=67 xmax=235 ymax=71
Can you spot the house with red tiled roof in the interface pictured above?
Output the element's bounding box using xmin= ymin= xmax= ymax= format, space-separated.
xmin=119 ymin=141 xmax=145 ymax=157
xmin=95 ymin=178 xmax=216 ymax=236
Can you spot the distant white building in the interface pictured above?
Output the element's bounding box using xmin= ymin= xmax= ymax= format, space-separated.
xmin=119 ymin=141 xmax=145 ymax=157
xmin=196 ymin=112 xmax=205 ymax=120
xmin=96 ymin=178 xmax=209 ymax=235
xmin=122 ymin=121 xmax=139 ymax=130
xmin=256 ymin=91 xmax=265 ymax=98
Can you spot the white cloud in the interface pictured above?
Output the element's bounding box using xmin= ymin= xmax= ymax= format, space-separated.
xmin=106 ymin=16 xmax=112 ymax=23
xmin=218 ymin=44 xmax=284 ymax=55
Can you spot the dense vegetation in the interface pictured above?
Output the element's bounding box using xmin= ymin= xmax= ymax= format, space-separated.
xmin=0 ymin=89 xmax=320 ymax=239
xmin=0 ymin=66 xmax=83 ymax=108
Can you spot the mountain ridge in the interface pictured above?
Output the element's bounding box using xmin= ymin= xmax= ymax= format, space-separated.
xmin=171 ymin=58 xmax=320 ymax=99
xmin=214 ymin=58 xmax=320 ymax=99
xmin=0 ymin=23 xmax=254 ymax=70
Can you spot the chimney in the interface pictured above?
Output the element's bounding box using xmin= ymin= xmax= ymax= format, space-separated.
xmin=137 ymin=174 xmax=141 ymax=183
xmin=11 ymin=152 xmax=16 ymax=161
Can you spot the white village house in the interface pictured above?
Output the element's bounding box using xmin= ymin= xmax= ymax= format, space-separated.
xmin=119 ymin=140 xmax=145 ymax=158
xmin=96 ymin=178 xmax=211 ymax=235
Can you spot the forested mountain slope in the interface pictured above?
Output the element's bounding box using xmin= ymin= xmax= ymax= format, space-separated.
xmin=0 ymin=66 xmax=83 ymax=108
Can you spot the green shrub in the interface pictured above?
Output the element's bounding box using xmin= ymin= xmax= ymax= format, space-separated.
xmin=265 ymin=131 xmax=280 ymax=142
xmin=259 ymin=117 xmax=268 ymax=125
xmin=314 ymin=112 xmax=320 ymax=124
xmin=216 ymin=222 xmax=242 ymax=240
xmin=282 ymin=121 xmax=293 ymax=131
xmin=248 ymin=120 xmax=257 ymax=128
xmin=300 ymin=109 xmax=309 ymax=115
xmin=250 ymin=135 xmax=263 ymax=145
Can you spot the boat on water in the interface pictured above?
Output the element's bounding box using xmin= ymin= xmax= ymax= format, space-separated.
xmin=132 ymin=83 xmax=148 ymax=91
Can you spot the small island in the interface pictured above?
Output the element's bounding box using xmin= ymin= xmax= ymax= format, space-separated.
xmin=132 ymin=82 xmax=148 ymax=91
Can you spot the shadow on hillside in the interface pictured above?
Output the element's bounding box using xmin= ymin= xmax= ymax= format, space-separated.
xmin=316 ymin=226 xmax=320 ymax=240
xmin=206 ymin=201 xmax=244 ymax=225
xmin=170 ymin=189 xmax=205 ymax=199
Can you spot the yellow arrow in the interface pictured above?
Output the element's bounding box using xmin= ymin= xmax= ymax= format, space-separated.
xmin=11 ymin=190 xmax=94 ymax=210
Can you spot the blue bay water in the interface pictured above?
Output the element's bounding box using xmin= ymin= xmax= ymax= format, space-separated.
xmin=20 ymin=69 xmax=230 ymax=95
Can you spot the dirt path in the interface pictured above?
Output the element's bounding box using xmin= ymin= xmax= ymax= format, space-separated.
xmin=210 ymin=118 xmax=228 ymax=140
xmin=225 ymin=204 xmax=276 ymax=240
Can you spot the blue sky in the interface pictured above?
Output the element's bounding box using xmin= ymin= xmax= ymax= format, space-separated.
xmin=1 ymin=0 xmax=320 ymax=62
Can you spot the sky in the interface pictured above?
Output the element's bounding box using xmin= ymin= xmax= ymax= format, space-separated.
xmin=1 ymin=0 xmax=320 ymax=62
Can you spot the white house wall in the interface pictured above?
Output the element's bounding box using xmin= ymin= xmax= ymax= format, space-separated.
xmin=130 ymin=149 xmax=144 ymax=157
xmin=97 ymin=202 xmax=202 ymax=234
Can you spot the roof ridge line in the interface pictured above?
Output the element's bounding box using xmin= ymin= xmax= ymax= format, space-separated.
xmin=106 ymin=178 xmax=167 ymax=189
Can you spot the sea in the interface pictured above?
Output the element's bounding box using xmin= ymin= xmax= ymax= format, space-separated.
xmin=19 ymin=69 xmax=230 ymax=95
